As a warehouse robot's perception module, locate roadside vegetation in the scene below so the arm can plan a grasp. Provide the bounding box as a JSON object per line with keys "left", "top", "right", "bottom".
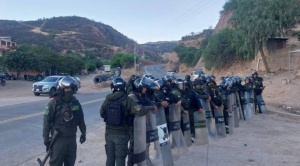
{"left": 176, "top": 0, "right": 300, "bottom": 72}
{"left": 0, "top": 44, "right": 139, "bottom": 78}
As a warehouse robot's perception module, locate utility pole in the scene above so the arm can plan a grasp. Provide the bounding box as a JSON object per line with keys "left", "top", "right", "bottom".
{"left": 134, "top": 43, "right": 136, "bottom": 72}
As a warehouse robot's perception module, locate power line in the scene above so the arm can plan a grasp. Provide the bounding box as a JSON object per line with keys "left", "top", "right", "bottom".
{"left": 167, "top": 0, "right": 220, "bottom": 33}
{"left": 148, "top": 0, "right": 221, "bottom": 42}
{"left": 156, "top": 0, "right": 210, "bottom": 34}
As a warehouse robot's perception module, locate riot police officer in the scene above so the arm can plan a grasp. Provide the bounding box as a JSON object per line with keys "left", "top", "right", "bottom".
{"left": 127, "top": 77, "right": 158, "bottom": 166}
{"left": 251, "top": 71, "right": 265, "bottom": 113}
{"left": 100, "top": 77, "right": 150, "bottom": 166}
{"left": 185, "top": 75, "right": 193, "bottom": 89}
{"left": 43, "top": 76, "right": 86, "bottom": 166}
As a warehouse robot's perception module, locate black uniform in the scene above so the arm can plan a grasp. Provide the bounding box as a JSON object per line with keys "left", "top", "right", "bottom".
{"left": 252, "top": 77, "right": 264, "bottom": 113}
{"left": 180, "top": 88, "right": 202, "bottom": 137}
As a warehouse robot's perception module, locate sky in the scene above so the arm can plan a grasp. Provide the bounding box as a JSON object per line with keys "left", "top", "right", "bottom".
{"left": 0, "top": 0, "right": 226, "bottom": 44}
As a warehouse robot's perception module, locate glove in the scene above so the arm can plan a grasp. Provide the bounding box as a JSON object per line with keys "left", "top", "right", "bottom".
{"left": 44, "top": 138, "right": 51, "bottom": 152}
{"left": 79, "top": 134, "right": 86, "bottom": 144}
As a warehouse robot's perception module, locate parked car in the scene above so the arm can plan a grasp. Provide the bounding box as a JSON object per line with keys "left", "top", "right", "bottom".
{"left": 0, "top": 72, "right": 16, "bottom": 80}
{"left": 192, "top": 69, "right": 204, "bottom": 81}
{"left": 32, "top": 76, "right": 80, "bottom": 96}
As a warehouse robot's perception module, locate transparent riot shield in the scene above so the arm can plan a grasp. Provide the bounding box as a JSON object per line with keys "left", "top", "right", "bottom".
{"left": 168, "top": 104, "right": 188, "bottom": 160}
{"left": 133, "top": 115, "right": 147, "bottom": 166}
{"left": 244, "top": 91, "right": 253, "bottom": 120}
{"left": 182, "top": 112, "right": 192, "bottom": 147}
{"left": 155, "top": 106, "right": 174, "bottom": 166}
{"left": 200, "top": 99, "right": 218, "bottom": 139}
{"left": 250, "top": 90, "right": 255, "bottom": 115}
{"left": 233, "top": 93, "right": 240, "bottom": 128}
{"left": 193, "top": 110, "right": 209, "bottom": 145}
{"left": 214, "top": 106, "right": 226, "bottom": 138}
{"left": 236, "top": 92, "right": 245, "bottom": 120}
{"left": 146, "top": 111, "right": 163, "bottom": 166}
{"left": 256, "top": 95, "right": 268, "bottom": 113}
{"left": 226, "top": 94, "right": 234, "bottom": 135}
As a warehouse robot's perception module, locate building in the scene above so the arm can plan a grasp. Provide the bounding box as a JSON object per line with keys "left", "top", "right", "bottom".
{"left": 0, "top": 36, "right": 17, "bottom": 55}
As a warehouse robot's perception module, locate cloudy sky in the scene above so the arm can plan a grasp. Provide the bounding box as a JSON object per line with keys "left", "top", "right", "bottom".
{"left": 0, "top": 0, "right": 226, "bottom": 44}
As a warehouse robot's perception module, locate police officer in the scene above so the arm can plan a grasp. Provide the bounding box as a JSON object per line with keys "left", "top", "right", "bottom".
{"left": 206, "top": 77, "right": 223, "bottom": 118}
{"left": 251, "top": 71, "right": 265, "bottom": 113}
{"left": 155, "top": 79, "right": 181, "bottom": 131}
{"left": 180, "top": 79, "right": 203, "bottom": 141}
{"left": 127, "top": 77, "right": 158, "bottom": 166}
{"left": 100, "top": 77, "right": 150, "bottom": 166}
{"left": 43, "top": 76, "right": 86, "bottom": 166}
{"left": 185, "top": 75, "right": 193, "bottom": 89}
{"left": 126, "top": 74, "right": 138, "bottom": 94}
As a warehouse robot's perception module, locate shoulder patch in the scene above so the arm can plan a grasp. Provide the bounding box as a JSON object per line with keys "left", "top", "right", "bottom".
{"left": 45, "top": 106, "right": 50, "bottom": 115}
{"left": 71, "top": 105, "right": 80, "bottom": 111}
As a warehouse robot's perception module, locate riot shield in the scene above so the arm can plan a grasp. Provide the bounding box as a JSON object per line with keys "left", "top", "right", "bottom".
{"left": 256, "top": 95, "right": 268, "bottom": 113}
{"left": 146, "top": 111, "right": 163, "bottom": 166}
{"left": 250, "top": 90, "right": 255, "bottom": 115}
{"left": 199, "top": 99, "right": 218, "bottom": 139}
{"left": 133, "top": 115, "right": 147, "bottom": 166}
{"left": 193, "top": 110, "right": 208, "bottom": 145}
{"left": 236, "top": 92, "right": 245, "bottom": 120}
{"left": 226, "top": 94, "right": 234, "bottom": 135}
{"left": 168, "top": 104, "right": 188, "bottom": 160}
{"left": 155, "top": 106, "right": 174, "bottom": 166}
{"left": 244, "top": 91, "right": 253, "bottom": 120}
{"left": 182, "top": 112, "right": 192, "bottom": 147}
{"left": 233, "top": 93, "right": 240, "bottom": 128}
{"left": 214, "top": 106, "right": 226, "bottom": 138}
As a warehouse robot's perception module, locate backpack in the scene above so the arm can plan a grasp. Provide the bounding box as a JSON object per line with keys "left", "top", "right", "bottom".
{"left": 105, "top": 94, "right": 127, "bottom": 126}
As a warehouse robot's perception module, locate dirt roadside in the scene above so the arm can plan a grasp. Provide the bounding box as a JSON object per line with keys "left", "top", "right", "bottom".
{"left": 2, "top": 67, "right": 300, "bottom": 166}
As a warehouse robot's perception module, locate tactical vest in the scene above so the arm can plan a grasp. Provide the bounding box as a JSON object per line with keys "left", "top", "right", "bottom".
{"left": 52, "top": 97, "right": 81, "bottom": 136}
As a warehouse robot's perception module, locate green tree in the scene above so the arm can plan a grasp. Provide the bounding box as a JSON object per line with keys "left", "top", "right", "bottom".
{"left": 110, "top": 53, "right": 136, "bottom": 68}
{"left": 231, "top": 0, "right": 300, "bottom": 73}
{"left": 1, "top": 45, "right": 34, "bottom": 78}
{"left": 203, "top": 28, "right": 236, "bottom": 70}
{"left": 86, "top": 63, "right": 96, "bottom": 72}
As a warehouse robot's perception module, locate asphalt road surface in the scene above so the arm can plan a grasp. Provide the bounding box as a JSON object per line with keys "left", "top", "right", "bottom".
{"left": 0, "top": 87, "right": 110, "bottom": 166}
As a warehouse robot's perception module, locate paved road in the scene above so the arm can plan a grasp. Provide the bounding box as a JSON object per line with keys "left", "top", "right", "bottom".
{"left": 0, "top": 87, "right": 111, "bottom": 166}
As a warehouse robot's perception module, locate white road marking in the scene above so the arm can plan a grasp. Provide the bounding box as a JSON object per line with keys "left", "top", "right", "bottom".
{"left": 0, "top": 98, "right": 105, "bottom": 125}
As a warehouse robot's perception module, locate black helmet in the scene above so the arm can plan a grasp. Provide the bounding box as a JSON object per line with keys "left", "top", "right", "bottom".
{"left": 252, "top": 70, "right": 258, "bottom": 77}
{"left": 155, "top": 79, "right": 163, "bottom": 88}
{"left": 175, "top": 78, "right": 184, "bottom": 90}
{"left": 133, "top": 78, "right": 143, "bottom": 93}
{"left": 211, "top": 75, "right": 216, "bottom": 81}
{"left": 163, "top": 75, "right": 173, "bottom": 84}
{"left": 133, "top": 76, "right": 156, "bottom": 93}
{"left": 199, "top": 75, "right": 207, "bottom": 84}
{"left": 144, "top": 74, "right": 154, "bottom": 80}
{"left": 57, "top": 76, "right": 76, "bottom": 95}
{"left": 110, "top": 77, "right": 126, "bottom": 92}
{"left": 185, "top": 75, "right": 191, "bottom": 81}
{"left": 193, "top": 78, "right": 205, "bottom": 86}
{"left": 130, "top": 74, "right": 137, "bottom": 80}
{"left": 206, "top": 77, "right": 214, "bottom": 85}
{"left": 183, "top": 80, "right": 191, "bottom": 89}
{"left": 244, "top": 76, "right": 251, "bottom": 81}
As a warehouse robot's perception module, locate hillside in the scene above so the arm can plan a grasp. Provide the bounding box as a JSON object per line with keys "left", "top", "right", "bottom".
{"left": 140, "top": 41, "right": 178, "bottom": 60}
{"left": 0, "top": 16, "right": 138, "bottom": 58}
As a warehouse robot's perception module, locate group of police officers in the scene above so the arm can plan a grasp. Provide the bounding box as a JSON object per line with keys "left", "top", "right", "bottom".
{"left": 42, "top": 70, "right": 267, "bottom": 166}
